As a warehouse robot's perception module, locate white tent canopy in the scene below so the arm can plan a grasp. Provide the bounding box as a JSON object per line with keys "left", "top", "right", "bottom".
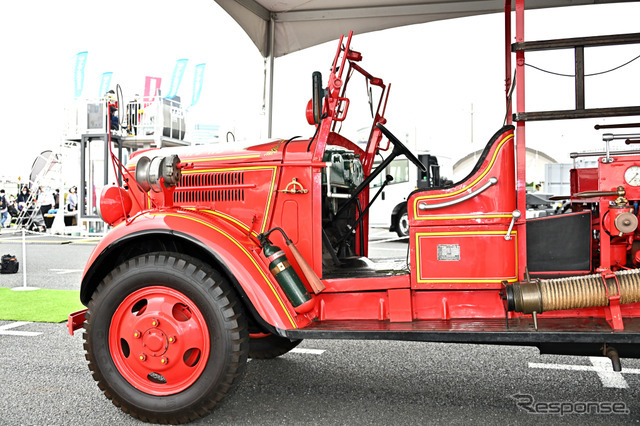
{"left": 214, "top": 0, "right": 629, "bottom": 58}
{"left": 214, "top": 0, "right": 631, "bottom": 136}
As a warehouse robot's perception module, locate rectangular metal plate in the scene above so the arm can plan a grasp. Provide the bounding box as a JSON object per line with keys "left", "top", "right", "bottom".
{"left": 437, "top": 244, "right": 460, "bottom": 261}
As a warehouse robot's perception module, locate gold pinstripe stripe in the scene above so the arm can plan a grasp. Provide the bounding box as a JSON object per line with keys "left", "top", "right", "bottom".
{"left": 417, "top": 213, "right": 513, "bottom": 220}
{"left": 415, "top": 230, "right": 518, "bottom": 284}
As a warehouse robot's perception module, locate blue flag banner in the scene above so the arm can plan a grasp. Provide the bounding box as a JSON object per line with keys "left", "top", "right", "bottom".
{"left": 191, "top": 63, "right": 206, "bottom": 107}
{"left": 98, "top": 72, "right": 113, "bottom": 97}
{"left": 166, "top": 59, "right": 188, "bottom": 99}
{"left": 73, "top": 51, "right": 88, "bottom": 98}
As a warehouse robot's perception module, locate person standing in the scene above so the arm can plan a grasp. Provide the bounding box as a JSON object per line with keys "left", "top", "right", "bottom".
{"left": 67, "top": 186, "right": 78, "bottom": 212}
{"left": 0, "top": 189, "right": 8, "bottom": 227}
{"left": 17, "top": 185, "right": 31, "bottom": 210}
{"left": 38, "top": 186, "right": 54, "bottom": 216}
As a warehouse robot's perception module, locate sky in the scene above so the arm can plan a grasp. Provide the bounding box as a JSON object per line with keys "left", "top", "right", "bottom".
{"left": 1, "top": 0, "right": 639, "bottom": 186}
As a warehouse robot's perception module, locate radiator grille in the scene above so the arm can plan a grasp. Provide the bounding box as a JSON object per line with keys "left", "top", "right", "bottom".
{"left": 174, "top": 172, "right": 245, "bottom": 204}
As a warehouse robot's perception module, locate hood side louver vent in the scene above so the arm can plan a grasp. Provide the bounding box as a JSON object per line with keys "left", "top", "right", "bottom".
{"left": 174, "top": 172, "right": 245, "bottom": 204}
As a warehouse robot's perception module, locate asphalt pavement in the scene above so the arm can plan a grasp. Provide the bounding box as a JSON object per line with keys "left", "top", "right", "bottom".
{"left": 1, "top": 230, "right": 640, "bottom": 424}
{"left": 2, "top": 321, "right": 640, "bottom": 425}
{"left": 0, "top": 232, "right": 96, "bottom": 291}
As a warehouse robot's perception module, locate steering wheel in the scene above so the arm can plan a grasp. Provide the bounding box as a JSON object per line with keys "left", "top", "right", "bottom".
{"left": 376, "top": 123, "right": 427, "bottom": 172}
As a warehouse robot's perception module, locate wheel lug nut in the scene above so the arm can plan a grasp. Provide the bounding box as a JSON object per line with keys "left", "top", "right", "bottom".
{"left": 139, "top": 353, "right": 147, "bottom": 362}
{"left": 151, "top": 318, "right": 160, "bottom": 327}
{"left": 133, "top": 330, "right": 141, "bottom": 339}
{"left": 160, "top": 357, "right": 169, "bottom": 365}
{"left": 168, "top": 336, "right": 177, "bottom": 344}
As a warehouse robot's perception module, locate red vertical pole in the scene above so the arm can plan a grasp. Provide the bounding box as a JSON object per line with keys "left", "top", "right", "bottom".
{"left": 504, "top": 0, "right": 512, "bottom": 125}
{"left": 515, "top": 0, "right": 525, "bottom": 116}
{"left": 515, "top": 0, "right": 527, "bottom": 280}
{"left": 599, "top": 201, "right": 611, "bottom": 270}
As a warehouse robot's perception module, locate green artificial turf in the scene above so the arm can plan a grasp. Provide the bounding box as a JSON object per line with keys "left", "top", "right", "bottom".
{"left": 0, "top": 288, "right": 85, "bottom": 323}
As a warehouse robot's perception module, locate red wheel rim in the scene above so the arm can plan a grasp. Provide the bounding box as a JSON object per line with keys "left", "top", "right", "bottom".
{"left": 109, "top": 286, "right": 210, "bottom": 395}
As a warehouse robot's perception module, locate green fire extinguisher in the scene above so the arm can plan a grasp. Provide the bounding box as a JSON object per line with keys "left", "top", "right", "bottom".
{"left": 258, "top": 229, "right": 315, "bottom": 314}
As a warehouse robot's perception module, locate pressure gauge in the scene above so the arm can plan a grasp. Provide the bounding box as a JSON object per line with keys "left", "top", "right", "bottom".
{"left": 624, "top": 166, "right": 640, "bottom": 186}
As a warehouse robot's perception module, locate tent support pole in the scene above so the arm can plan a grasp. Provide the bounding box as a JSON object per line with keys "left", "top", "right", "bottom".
{"left": 266, "top": 16, "right": 275, "bottom": 138}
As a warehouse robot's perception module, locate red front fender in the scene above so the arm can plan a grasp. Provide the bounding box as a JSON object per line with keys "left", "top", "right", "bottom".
{"left": 81, "top": 209, "right": 310, "bottom": 331}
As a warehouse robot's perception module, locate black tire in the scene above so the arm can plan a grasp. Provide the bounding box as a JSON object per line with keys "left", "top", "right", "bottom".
{"left": 249, "top": 333, "right": 302, "bottom": 359}
{"left": 395, "top": 206, "right": 409, "bottom": 238}
{"left": 84, "top": 252, "right": 249, "bottom": 424}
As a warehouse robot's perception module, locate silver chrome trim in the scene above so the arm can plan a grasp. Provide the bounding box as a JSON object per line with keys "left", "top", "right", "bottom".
{"left": 418, "top": 177, "right": 498, "bottom": 210}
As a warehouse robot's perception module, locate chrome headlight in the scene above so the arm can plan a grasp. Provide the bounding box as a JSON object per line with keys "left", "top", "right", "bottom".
{"left": 135, "top": 154, "right": 182, "bottom": 193}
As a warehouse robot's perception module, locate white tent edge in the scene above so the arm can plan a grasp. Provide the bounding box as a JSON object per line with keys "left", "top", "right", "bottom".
{"left": 213, "top": 0, "right": 632, "bottom": 136}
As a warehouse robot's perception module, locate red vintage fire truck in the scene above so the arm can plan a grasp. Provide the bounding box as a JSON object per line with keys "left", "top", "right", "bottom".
{"left": 68, "top": 25, "right": 640, "bottom": 424}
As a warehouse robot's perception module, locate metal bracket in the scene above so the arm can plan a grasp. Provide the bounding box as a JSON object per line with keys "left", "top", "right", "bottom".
{"left": 279, "top": 178, "right": 308, "bottom": 194}
{"left": 602, "top": 133, "right": 614, "bottom": 163}
{"left": 325, "top": 163, "right": 350, "bottom": 199}
{"left": 505, "top": 210, "right": 521, "bottom": 240}
{"left": 601, "top": 132, "right": 640, "bottom": 163}
{"left": 598, "top": 268, "right": 624, "bottom": 331}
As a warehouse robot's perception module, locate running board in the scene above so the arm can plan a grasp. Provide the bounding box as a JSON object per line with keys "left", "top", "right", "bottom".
{"left": 282, "top": 318, "right": 640, "bottom": 346}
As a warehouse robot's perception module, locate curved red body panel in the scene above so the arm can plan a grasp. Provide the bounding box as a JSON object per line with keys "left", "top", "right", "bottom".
{"left": 410, "top": 127, "right": 515, "bottom": 226}
{"left": 82, "top": 209, "right": 312, "bottom": 330}
{"left": 408, "top": 127, "right": 517, "bottom": 290}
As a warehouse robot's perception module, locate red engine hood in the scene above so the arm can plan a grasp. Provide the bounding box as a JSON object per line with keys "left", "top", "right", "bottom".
{"left": 128, "top": 139, "right": 296, "bottom": 166}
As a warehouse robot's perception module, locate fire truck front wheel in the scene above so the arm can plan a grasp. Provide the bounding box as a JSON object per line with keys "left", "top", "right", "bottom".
{"left": 83, "top": 252, "right": 249, "bottom": 424}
